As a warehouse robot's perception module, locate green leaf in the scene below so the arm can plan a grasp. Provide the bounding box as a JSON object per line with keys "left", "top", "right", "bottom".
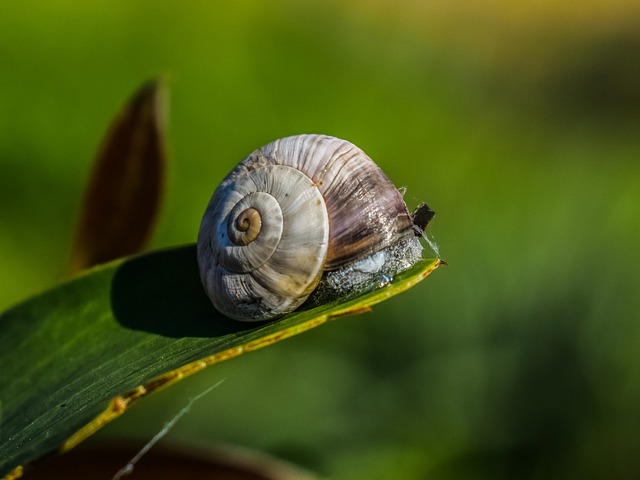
{"left": 0, "top": 245, "right": 441, "bottom": 478}
{"left": 67, "top": 79, "right": 168, "bottom": 274}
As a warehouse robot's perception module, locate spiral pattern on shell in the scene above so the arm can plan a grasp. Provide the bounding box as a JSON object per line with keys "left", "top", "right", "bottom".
{"left": 197, "top": 134, "right": 419, "bottom": 321}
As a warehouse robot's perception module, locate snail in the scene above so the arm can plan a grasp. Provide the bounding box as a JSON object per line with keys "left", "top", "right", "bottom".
{"left": 197, "top": 134, "right": 434, "bottom": 322}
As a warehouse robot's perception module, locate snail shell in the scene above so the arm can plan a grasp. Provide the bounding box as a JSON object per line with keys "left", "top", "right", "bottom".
{"left": 197, "top": 134, "right": 431, "bottom": 322}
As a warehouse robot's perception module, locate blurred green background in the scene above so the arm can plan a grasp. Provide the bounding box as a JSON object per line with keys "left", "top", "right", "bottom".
{"left": 2, "top": 1, "right": 640, "bottom": 478}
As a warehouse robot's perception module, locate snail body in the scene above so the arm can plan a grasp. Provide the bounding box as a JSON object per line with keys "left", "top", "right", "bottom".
{"left": 197, "top": 134, "right": 432, "bottom": 322}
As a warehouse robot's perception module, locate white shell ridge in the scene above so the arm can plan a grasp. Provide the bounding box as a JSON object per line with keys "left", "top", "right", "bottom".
{"left": 198, "top": 164, "right": 329, "bottom": 321}
{"left": 255, "top": 135, "right": 415, "bottom": 269}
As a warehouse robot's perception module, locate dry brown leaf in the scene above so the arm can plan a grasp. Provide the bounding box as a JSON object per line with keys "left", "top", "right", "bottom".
{"left": 68, "top": 79, "right": 168, "bottom": 273}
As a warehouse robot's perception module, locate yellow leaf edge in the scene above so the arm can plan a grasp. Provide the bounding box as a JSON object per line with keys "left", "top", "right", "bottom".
{"left": 5, "top": 257, "right": 442, "bottom": 480}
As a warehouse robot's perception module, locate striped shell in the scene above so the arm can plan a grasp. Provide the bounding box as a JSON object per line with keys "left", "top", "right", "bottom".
{"left": 197, "top": 134, "right": 419, "bottom": 322}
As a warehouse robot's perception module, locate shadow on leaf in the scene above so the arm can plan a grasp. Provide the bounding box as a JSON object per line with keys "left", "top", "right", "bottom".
{"left": 110, "top": 245, "right": 256, "bottom": 338}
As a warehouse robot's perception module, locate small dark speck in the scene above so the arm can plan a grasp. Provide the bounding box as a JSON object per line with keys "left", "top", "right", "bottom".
{"left": 411, "top": 203, "right": 435, "bottom": 232}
